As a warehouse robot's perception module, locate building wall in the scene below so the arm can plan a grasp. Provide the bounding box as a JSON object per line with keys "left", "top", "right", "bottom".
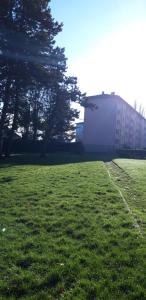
{"left": 115, "top": 97, "right": 146, "bottom": 149}
{"left": 83, "top": 94, "right": 146, "bottom": 152}
{"left": 83, "top": 94, "right": 117, "bottom": 151}
{"left": 76, "top": 122, "right": 84, "bottom": 142}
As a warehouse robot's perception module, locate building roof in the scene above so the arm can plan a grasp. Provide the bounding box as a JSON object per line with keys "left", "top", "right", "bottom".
{"left": 87, "top": 93, "right": 146, "bottom": 121}
{"left": 76, "top": 122, "right": 84, "bottom": 125}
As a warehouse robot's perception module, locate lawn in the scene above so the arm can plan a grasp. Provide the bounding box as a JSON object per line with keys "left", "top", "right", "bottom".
{"left": 111, "top": 159, "right": 146, "bottom": 236}
{"left": 0, "top": 154, "right": 146, "bottom": 299}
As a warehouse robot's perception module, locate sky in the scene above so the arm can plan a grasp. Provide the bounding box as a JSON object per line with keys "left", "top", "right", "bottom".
{"left": 51, "top": 0, "right": 146, "bottom": 120}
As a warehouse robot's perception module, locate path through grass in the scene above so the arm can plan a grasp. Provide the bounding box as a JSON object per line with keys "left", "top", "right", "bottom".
{"left": 0, "top": 154, "right": 146, "bottom": 299}
{"left": 109, "top": 159, "right": 146, "bottom": 237}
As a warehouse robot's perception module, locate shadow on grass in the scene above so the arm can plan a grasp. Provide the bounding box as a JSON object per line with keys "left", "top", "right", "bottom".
{"left": 0, "top": 152, "right": 119, "bottom": 168}
{"left": 0, "top": 175, "right": 15, "bottom": 183}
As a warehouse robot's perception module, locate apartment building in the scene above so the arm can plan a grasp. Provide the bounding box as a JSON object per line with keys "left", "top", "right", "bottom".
{"left": 76, "top": 122, "right": 84, "bottom": 142}
{"left": 76, "top": 93, "right": 146, "bottom": 152}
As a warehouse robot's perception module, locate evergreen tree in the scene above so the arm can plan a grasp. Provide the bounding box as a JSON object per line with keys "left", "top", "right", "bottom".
{"left": 0, "top": 0, "right": 85, "bottom": 157}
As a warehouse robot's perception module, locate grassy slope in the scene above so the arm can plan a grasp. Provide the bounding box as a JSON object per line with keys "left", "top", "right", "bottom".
{"left": 0, "top": 154, "right": 146, "bottom": 299}
{"left": 114, "top": 159, "right": 146, "bottom": 235}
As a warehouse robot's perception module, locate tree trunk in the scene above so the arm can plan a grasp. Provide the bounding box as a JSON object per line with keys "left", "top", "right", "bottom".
{"left": 5, "top": 93, "right": 19, "bottom": 157}
{"left": 22, "top": 125, "right": 29, "bottom": 141}
{"left": 32, "top": 92, "right": 40, "bottom": 141}
{"left": 40, "top": 136, "right": 48, "bottom": 157}
{"left": 41, "top": 125, "right": 53, "bottom": 157}
{"left": 22, "top": 104, "right": 31, "bottom": 141}
{"left": 32, "top": 109, "right": 38, "bottom": 141}
{"left": 0, "top": 77, "right": 11, "bottom": 158}
{"left": 40, "top": 127, "right": 50, "bottom": 157}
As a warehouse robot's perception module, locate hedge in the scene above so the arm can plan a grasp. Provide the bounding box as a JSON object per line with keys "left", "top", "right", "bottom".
{"left": 117, "top": 149, "right": 146, "bottom": 159}
{"left": 8, "top": 140, "right": 85, "bottom": 154}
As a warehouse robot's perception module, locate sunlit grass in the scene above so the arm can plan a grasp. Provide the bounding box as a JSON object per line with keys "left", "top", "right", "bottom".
{"left": 0, "top": 154, "right": 146, "bottom": 299}
{"left": 111, "top": 159, "right": 146, "bottom": 236}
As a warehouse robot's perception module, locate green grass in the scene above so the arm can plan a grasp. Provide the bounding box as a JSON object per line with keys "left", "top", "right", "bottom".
{"left": 112, "top": 159, "right": 146, "bottom": 236}
{"left": 0, "top": 154, "right": 146, "bottom": 299}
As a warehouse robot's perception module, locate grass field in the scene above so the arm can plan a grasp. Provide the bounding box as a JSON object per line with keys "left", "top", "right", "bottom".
{"left": 111, "top": 159, "right": 146, "bottom": 236}
{"left": 0, "top": 154, "right": 146, "bottom": 299}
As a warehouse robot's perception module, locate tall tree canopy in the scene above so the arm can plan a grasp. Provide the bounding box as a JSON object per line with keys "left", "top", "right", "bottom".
{"left": 0, "top": 0, "right": 85, "bottom": 157}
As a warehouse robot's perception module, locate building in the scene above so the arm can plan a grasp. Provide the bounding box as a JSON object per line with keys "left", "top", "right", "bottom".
{"left": 76, "top": 122, "right": 84, "bottom": 142}
{"left": 76, "top": 93, "right": 146, "bottom": 152}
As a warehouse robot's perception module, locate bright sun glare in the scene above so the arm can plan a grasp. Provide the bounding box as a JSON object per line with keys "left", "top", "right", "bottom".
{"left": 70, "top": 21, "right": 146, "bottom": 114}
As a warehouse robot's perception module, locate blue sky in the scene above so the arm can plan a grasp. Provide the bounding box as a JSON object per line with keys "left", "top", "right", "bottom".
{"left": 51, "top": 1, "right": 146, "bottom": 117}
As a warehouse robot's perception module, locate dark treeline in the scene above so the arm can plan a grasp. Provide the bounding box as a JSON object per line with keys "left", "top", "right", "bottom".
{"left": 4, "top": 139, "right": 84, "bottom": 155}
{"left": 0, "top": 0, "right": 86, "bottom": 157}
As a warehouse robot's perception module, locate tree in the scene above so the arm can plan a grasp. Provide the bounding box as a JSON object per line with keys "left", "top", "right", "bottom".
{"left": 139, "top": 104, "right": 145, "bottom": 118}
{"left": 134, "top": 101, "right": 145, "bottom": 117}
{"left": 0, "top": 0, "right": 85, "bottom": 157}
{"left": 40, "top": 76, "right": 84, "bottom": 156}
